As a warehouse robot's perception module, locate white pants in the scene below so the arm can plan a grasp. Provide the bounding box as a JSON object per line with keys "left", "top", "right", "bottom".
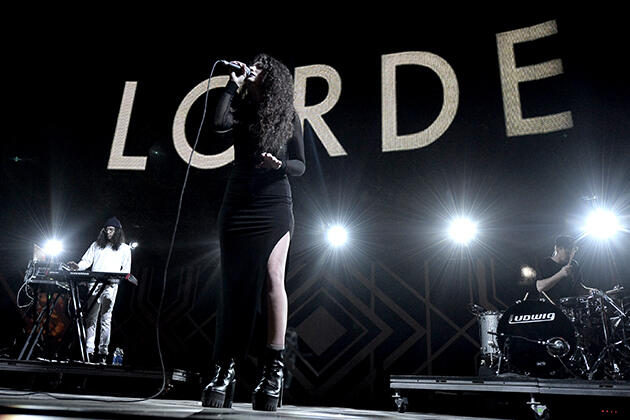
{"left": 85, "top": 284, "right": 118, "bottom": 355}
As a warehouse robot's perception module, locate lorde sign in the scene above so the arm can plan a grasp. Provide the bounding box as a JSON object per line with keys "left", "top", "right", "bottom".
{"left": 108, "top": 20, "right": 573, "bottom": 171}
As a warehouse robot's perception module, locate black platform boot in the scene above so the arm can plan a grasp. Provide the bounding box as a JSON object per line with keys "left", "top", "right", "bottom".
{"left": 252, "top": 348, "right": 284, "bottom": 411}
{"left": 201, "top": 358, "right": 236, "bottom": 408}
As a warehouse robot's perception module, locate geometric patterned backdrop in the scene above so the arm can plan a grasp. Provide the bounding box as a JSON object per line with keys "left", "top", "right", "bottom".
{"left": 95, "top": 254, "right": 518, "bottom": 408}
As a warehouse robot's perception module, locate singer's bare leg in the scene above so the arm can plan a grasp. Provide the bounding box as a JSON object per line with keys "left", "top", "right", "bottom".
{"left": 266, "top": 231, "right": 290, "bottom": 348}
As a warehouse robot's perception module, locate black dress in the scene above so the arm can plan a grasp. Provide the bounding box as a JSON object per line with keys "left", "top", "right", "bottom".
{"left": 212, "top": 81, "right": 305, "bottom": 362}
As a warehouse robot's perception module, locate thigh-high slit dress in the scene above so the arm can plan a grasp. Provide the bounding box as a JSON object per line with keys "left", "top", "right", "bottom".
{"left": 212, "top": 80, "right": 305, "bottom": 363}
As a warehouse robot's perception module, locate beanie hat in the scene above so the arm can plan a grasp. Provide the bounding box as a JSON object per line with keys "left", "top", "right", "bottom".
{"left": 104, "top": 217, "right": 122, "bottom": 229}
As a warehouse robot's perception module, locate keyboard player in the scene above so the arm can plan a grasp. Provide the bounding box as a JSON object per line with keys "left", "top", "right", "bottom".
{"left": 67, "top": 217, "right": 131, "bottom": 364}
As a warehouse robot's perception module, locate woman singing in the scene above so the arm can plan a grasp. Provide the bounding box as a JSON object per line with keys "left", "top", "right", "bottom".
{"left": 201, "top": 54, "right": 305, "bottom": 411}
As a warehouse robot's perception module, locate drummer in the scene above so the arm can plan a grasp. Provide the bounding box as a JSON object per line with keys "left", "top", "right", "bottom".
{"left": 534, "top": 235, "right": 581, "bottom": 303}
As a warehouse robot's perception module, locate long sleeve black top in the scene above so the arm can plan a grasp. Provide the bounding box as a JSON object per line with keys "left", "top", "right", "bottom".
{"left": 213, "top": 81, "right": 305, "bottom": 177}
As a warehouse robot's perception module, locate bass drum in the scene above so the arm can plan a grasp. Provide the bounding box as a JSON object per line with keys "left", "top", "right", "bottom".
{"left": 497, "top": 300, "right": 576, "bottom": 378}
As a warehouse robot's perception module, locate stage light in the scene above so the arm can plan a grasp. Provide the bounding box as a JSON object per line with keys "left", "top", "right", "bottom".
{"left": 448, "top": 218, "right": 478, "bottom": 245}
{"left": 585, "top": 209, "right": 620, "bottom": 239}
{"left": 43, "top": 239, "right": 63, "bottom": 257}
{"left": 327, "top": 225, "right": 348, "bottom": 247}
{"left": 521, "top": 265, "right": 536, "bottom": 280}
{"left": 130, "top": 241, "right": 139, "bottom": 250}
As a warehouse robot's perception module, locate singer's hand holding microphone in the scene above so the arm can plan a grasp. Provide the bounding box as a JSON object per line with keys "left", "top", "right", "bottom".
{"left": 219, "top": 60, "right": 251, "bottom": 87}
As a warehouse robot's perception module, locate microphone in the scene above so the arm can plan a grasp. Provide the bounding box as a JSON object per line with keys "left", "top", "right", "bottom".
{"left": 218, "top": 60, "right": 251, "bottom": 76}
{"left": 545, "top": 337, "right": 569, "bottom": 357}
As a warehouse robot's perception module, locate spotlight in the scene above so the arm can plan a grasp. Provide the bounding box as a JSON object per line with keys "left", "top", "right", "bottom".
{"left": 43, "top": 239, "right": 63, "bottom": 257}
{"left": 585, "top": 209, "right": 620, "bottom": 239}
{"left": 130, "top": 241, "right": 139, "bottom": 250}
{"left": 326, "top": 225, "right": 348, "bottom": 247}
{"left": 448, "top": 218, "right": 478, "bottom": 245}
{"left": 521, "top": 265, "right": 537, "bottom": 280}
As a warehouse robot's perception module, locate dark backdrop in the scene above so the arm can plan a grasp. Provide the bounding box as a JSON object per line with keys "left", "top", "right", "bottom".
{"left": 2, "top": 7, "right": 629, "bottom": 408}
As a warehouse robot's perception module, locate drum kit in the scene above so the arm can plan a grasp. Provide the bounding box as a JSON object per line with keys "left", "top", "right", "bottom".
{"left": 472, "top": 285, "right": 630, "bottom": 380}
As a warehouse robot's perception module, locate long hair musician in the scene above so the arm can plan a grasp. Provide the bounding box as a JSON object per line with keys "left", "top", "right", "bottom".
{"left": 67, "top": 217, "right": 131, "bottom": 364}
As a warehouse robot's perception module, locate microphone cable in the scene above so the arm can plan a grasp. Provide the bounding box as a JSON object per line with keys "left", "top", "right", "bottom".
{"left": 148, "top": 59, "right": 222, "bottom": 400}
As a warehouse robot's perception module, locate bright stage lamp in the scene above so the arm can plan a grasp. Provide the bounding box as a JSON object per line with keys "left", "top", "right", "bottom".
{"left": 130, "top": 241, "right": 139, "bottom": 250}
{"left": 43, "top": 239, "right": 63, "bottom": 257}
{"left": 585, "top": 209, "right": 620, "bottom": 239}
{"left": 327, "top": 225, "right": 348, "bottom": 247}
{"left": 448, "top": 218, "right": 478, "bottom": 245}
{"left": 521, "top": 266, "right": 537, "bottom": 280}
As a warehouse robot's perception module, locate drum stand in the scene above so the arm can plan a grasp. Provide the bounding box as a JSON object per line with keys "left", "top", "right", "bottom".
{"left": 568, "top": 344, "right": 591, "bottom": 377}
{"left": 585, "top": 288, "right": 629, "bottom": 380}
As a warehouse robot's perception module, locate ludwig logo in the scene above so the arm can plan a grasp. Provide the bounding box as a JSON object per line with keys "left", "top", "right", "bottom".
{"left": 508, "top": 312, "right": 555, "bottom": 324}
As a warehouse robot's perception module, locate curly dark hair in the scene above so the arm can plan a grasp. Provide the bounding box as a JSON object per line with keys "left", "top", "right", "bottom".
{"left": 243, "top": 53, "right": 295, "bottom": 155}
{"left": 96, "top": 227, "right": 126, "bottom": 251}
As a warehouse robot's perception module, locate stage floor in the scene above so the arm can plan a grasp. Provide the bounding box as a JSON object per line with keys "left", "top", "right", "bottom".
{"left": 0, "top": 389, "right": 506, "bottom": 420}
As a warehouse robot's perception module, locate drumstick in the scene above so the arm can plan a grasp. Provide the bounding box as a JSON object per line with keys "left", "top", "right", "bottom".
{"left": 541, "top": 290, "right": 555, "bottom": 305}
{"left": 540, "top": 248, "right": 577, "bottom": 306}
{"left": 568, "top": 246, "right": 578, "bottom": 266}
